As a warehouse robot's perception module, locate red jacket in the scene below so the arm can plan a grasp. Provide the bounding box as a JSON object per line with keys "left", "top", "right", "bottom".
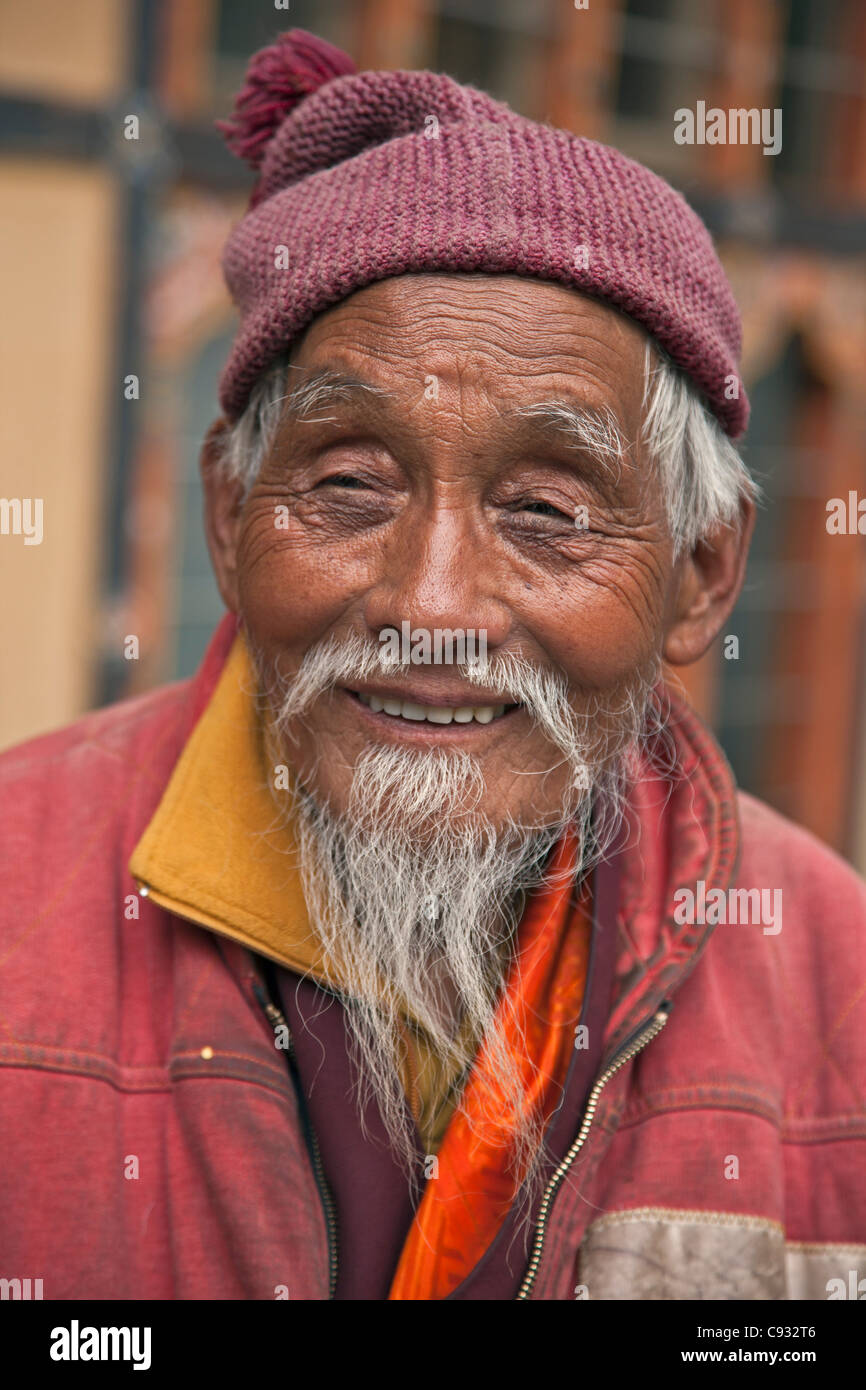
{"left": 1, "top": 614, "right": 865, "bottom": 1300}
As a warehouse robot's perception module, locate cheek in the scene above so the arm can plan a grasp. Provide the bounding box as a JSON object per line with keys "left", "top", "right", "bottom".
{"left": 235, "top": 514, "right": 358, "bottom": 652}
{"left": 526, "top": 557, "right": 667, "bottom": 692}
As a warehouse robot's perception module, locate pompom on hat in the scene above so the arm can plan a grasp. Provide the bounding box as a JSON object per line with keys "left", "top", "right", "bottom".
{"left": 216, "top": 28, "right": 749, "bottom": 437}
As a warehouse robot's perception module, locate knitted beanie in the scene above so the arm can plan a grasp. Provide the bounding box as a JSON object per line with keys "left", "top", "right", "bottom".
{"left": 216, "top": 28, "right": 749, "bottom": 437}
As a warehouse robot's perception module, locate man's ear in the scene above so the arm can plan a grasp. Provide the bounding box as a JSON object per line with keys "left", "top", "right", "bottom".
{"left": 200, "top": 417, "right": 244, "bottom": 613}
{"left": 663, "top": 497, "right": 756, "bottom": 666}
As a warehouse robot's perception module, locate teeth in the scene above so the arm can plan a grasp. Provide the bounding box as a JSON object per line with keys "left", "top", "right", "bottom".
{"left": 356, "top": 693, "right": 510, "bottom": 725}
{"left": 400, "top": 702, "right": 426, "bottom": 721}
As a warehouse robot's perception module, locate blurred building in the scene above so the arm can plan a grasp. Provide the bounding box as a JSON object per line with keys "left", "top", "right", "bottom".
{"left": 1, "top": 0, "right": 865, "bottom": 868}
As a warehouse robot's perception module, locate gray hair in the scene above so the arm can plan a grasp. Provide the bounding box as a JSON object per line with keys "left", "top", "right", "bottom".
{"left": 214, "top": 339, "right": 757, "bottom": 555}
{"left": 640, "top": 341, "right": 757, "bottom": 552}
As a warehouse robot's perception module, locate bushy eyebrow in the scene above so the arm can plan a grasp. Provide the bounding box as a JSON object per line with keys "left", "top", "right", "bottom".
{"left": 510, "top": 400, "right": 629, "bottom": 481}
{"left": 270, "top": 367, "right": 389, "bottom": 426}
{"left": 269, "top": 370, "right": 629, "bottom": 486}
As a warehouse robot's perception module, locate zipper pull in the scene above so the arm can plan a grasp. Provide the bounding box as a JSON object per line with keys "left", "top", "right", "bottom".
{"left": 252, "top": 978, "right": 295, "bottom": 1058}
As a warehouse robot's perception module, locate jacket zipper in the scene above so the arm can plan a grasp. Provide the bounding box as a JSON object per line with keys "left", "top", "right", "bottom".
{"left": 253, "top": 981, "right": 340, "bottom": 1300}
{"left": 515, "top": 1000, "right": 672, "bottom": 1301}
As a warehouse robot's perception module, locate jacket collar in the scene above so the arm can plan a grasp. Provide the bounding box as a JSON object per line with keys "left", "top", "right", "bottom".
{"left": 603, "top": 690, "right": 741, "bottom": 1056}
{"left": 130, "top": 619, "right": 329, "bottom": 985}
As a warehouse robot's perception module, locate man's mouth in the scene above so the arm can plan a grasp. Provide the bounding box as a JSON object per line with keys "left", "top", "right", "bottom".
{"left": 345, "top": 687, "right": 520, "bottom": 727}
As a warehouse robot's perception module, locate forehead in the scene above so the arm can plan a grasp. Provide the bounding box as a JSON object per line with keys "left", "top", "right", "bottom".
{"left": 290, "top": 273, "right": 649, "bottom": 428}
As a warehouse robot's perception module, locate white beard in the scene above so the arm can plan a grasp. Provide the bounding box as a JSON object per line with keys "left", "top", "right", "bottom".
{"left": 252, "top": 633, "right": 660, "bottom": 1203}
{"left": 290, "top": 745, "right": 565, "bottom": 1190}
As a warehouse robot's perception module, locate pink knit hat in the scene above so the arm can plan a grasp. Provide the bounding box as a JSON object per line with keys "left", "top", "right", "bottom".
{"left": 217, "top": 29, "right": 749, "bottom": 437}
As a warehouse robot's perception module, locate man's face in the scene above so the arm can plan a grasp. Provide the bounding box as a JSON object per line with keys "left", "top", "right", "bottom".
{"left": 228, "top": 274, "right": 675, "bottom": 828}
{"left": 202, "top": 272, "right": 751, "bottom": 1168}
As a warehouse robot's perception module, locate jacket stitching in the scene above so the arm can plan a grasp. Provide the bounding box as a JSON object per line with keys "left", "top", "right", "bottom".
{"left": 0, "top": 1043, "right": 290, "bottom": 1089}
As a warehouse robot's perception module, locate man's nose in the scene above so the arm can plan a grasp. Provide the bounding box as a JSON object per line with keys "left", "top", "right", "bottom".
{"left": 361, "top": 504, "right": 512, "bottom": 650}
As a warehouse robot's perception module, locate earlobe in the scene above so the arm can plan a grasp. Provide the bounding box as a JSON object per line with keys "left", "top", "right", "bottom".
{"left": 200, "top": 417, "right": 244, "bottom": 613}
{"left": 663, "top": 498, "right": 756, "bottom": 667}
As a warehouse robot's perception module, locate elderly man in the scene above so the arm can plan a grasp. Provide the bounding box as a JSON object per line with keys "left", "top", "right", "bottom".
{"left": 2, "top": 30, "right": 865, "bottom": 1303}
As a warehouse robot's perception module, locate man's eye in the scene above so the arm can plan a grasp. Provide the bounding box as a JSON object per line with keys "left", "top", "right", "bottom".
{"left": 519, "top": 499, "right": 571, "bottom": 520}
{"left": 318, "top": 473, "right": 368, "bottom": 489}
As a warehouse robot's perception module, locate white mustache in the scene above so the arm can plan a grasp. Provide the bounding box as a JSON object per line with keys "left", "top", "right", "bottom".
{"left": 276, "top": 632, "right": 537, "bottom": 717}
{"left": 269, "top": 632, "right": 615, "bottom": 798}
